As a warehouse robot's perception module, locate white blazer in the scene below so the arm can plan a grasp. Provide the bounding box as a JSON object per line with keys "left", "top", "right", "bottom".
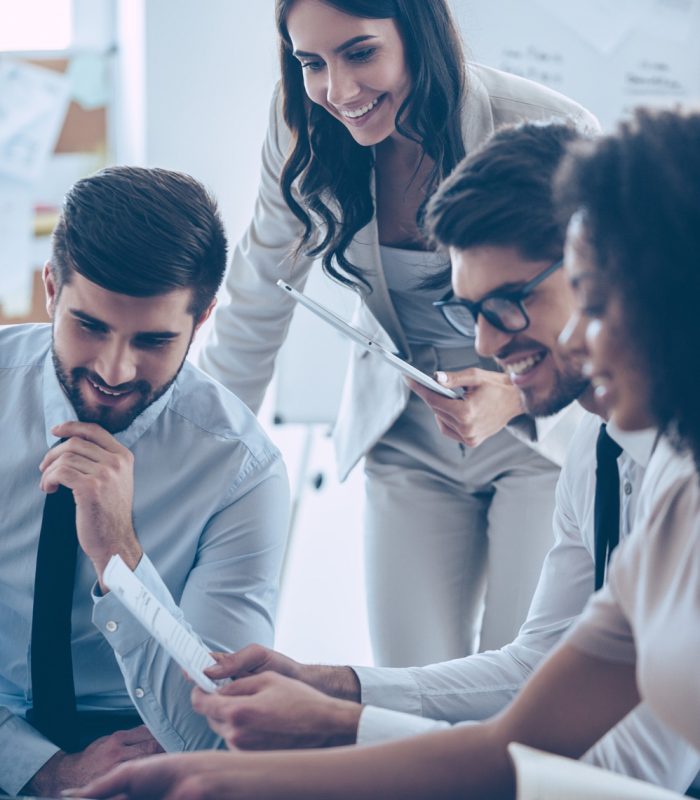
{"left": 200, "top": 64, "right": 599, "bottom": 480}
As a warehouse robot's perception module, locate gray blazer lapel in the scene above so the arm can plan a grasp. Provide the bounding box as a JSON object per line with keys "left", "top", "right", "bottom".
{"left": 461, "top": 64, "right": 496, "bottom": 153}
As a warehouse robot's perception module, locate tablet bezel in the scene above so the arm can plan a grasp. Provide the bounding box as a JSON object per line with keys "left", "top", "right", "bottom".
{"left": 277, "top": 280, "right": 464, "bottom": 400}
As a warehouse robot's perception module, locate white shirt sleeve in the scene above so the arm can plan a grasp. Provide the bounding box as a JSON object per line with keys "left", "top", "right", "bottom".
{"left": 357, "top": 705, "right": 452, "bottom": 743}
{"left": 354, "top": 458, "right": 591, "bottom": 736}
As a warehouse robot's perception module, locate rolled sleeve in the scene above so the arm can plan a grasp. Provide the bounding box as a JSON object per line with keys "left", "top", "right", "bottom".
{"left": 94, "top": 454, "right": 290, "bottom": 753}
{"left": 92, "top": 556, "right": 173, "bottom": 656}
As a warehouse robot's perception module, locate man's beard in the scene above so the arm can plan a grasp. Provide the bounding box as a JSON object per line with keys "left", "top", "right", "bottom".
{"left": 51, "top": 346, "right": 184, "bottom": 434}
{"left": 523, "top": 366, "right": 589, "bottom": 418}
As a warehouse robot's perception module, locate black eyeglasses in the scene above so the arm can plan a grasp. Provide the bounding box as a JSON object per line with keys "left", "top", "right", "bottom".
{"left": 433, "top": 258, "right": 563, "bottom": 338}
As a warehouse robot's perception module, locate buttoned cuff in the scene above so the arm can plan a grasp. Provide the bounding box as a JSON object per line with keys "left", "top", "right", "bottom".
{"left": 0, "top": 712, "right": 60, "bottom": 796}
{"left": 92, "top": 554, "right": 178, "bottom": 656}
{"left": 357, "top": 705, "right": 451, "bottom": 745}
{"left": 352, "top": 665, "right": 422, "bottom": 716}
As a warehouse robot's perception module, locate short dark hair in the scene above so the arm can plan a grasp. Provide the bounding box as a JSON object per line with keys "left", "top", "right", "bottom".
{"left": 51, "top": 166, "right": 228, "bottom": 319}
{"left": 425, "top": 121, "right": 584, "bottom": 288}
{"left": 555, "top": 108, "right": 700, "bottom": 469}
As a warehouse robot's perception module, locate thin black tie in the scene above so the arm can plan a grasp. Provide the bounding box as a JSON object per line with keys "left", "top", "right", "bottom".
{"left": 594, "top": 423, "right": 623, "bottom": 591}
{"left": 29, "top": 482, "right": 80, "bottom": 752}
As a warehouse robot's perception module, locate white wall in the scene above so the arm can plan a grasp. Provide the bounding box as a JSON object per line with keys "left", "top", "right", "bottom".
{"left": 116, "top": 0, "right": 278, "bottom": 244}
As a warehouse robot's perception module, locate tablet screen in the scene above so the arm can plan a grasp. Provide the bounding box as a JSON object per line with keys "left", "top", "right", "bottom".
{"left": 277, "top": 280, "right": 463, "bottom": 400}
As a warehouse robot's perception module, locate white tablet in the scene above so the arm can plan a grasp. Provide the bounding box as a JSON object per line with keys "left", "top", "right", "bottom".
{"left": 277, "top": 280, "right": 464, "bottom": 400}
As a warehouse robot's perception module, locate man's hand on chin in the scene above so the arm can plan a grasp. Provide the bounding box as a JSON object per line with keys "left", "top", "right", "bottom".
{"left": 39, "top": 421, "right": 143, "bottom": 590}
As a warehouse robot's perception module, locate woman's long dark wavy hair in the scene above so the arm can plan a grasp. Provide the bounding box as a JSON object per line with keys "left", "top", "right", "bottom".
{"left": 555, "top": 109, "right": 700, "bottom": 470}
{"left": 275, "top": 0, "right": 467, "bottom": 290}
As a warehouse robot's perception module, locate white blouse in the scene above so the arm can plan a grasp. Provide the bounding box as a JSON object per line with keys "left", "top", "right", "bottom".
{"left": 567, "top": 436, "right": 700, "bottom": 752}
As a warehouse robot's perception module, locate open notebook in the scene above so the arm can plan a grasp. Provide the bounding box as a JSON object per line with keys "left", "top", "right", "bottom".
{"left": 509, "top": 743, "right": 685, "bottom": 800}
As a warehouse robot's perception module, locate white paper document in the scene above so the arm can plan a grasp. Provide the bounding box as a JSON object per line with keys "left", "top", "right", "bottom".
{"left": 103, "top": 554, "right": 222, "bottom": 693}
{"left": 0, "top": 59, "right": 70, "bottom": 183}
{"left": 509, "top": 743, "right": 685, "bottom": 800}
{"left": 0, "top": 178, "right": 33, "bottom": 317}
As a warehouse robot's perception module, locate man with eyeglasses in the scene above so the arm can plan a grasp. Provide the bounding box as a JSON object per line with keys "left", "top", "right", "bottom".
{"left": 434, "top": 257, "right": 563, "bottom": 337}
{"left": 423, "top": 255, "right": 581, "bottom": 432}
{"left": 158, "top": 122, "right": 700, "bottom": 793}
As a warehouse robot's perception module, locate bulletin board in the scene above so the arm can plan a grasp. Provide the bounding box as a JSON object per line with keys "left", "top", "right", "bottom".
{"left": 0, "top": 54, "right": 109, "bottom": 325}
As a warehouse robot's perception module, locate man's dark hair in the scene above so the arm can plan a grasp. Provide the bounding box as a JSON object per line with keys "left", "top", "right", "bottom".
{"left": 555, "top": 108, "right": 700, "bottom": 470}
{"left": 424, "top": 121, "right": 584, "bottom": 288}
{"left": 51, "top": 166, "right": 228, "bottom": 319}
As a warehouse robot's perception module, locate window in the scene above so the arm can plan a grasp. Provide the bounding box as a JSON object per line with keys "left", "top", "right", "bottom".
{"left": 0, "top": 0, "right": 72, "bottom": 51}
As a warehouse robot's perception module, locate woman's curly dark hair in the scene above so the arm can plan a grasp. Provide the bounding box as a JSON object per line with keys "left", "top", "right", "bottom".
{"left": 555, "top": 108, "right": 700, "bottom": 469}
{"left": 275, "top": 0, "right": 467, "bottom": 291}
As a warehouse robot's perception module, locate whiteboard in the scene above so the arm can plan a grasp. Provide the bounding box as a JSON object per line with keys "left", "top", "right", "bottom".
{"left": 455, "top": 0, "right": 700, "bottom": 131}
{"left": 273, "top": 0, "right": 700, "bottom": 425}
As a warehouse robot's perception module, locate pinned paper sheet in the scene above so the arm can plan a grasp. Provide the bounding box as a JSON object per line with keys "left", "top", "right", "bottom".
{"left": 0, "top": 59, "right": 70, "bottom": 183}
{"left": 67, "top": 52, "right": 111, "bottom": 110}
{"left": 0, "top": 179, "right": 33, "bottom": 317}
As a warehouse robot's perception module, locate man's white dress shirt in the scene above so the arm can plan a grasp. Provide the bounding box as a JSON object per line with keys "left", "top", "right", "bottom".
{"left": 352, "top": 411, "right": 700, "bottom": 792}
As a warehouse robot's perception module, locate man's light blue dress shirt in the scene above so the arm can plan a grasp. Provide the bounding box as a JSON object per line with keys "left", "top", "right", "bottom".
{"left": 0, "top": 324, "right": 290, "bottom": 794}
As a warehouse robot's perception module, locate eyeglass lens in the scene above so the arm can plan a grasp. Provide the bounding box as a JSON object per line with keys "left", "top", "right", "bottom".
{"left": 481, "top": 296, "right": 528, "bottom": 331}
{"left": 443, "top": 297, "right": 528, "bottom": 335}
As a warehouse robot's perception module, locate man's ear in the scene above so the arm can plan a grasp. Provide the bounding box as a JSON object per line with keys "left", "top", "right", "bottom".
{"left": 193, "top": 297, "right": 217, "bottom": 336}
{"left": 43, "top": 262, "right": 58, "bottom": 319}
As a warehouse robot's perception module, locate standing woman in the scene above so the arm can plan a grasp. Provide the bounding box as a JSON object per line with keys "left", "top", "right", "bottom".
{"left": 201, "top": 0, "right": 598, "bottom": 666}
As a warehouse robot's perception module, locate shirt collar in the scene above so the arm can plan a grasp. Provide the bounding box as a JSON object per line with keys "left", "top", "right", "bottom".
{"left": 606, "top": 419, "right": 658, "bottom": 468}
{"left": 42, "top": 349, "right": 176, "bottom": 450}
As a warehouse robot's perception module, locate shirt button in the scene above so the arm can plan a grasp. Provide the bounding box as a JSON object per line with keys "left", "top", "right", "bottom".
{"left": 624, "top": 482, "right": 633, "bottom": 496}
{"left": 134, "top": 687, "right": 145, "bottom": 699}
{"left": 105, "top": 620, "right": 118, "bottom": 633}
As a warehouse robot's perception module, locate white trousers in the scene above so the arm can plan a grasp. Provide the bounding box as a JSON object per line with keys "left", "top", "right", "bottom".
{"left": 364, "top": 389, "right": 559, "bottom": 667}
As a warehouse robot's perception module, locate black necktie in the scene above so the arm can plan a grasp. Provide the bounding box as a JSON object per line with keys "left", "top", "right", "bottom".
{"left": 28, "top": 483, "right": 80, "bottom": 752}
{"left": 594, "top": 423, "right": 623, "bottom": 591}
